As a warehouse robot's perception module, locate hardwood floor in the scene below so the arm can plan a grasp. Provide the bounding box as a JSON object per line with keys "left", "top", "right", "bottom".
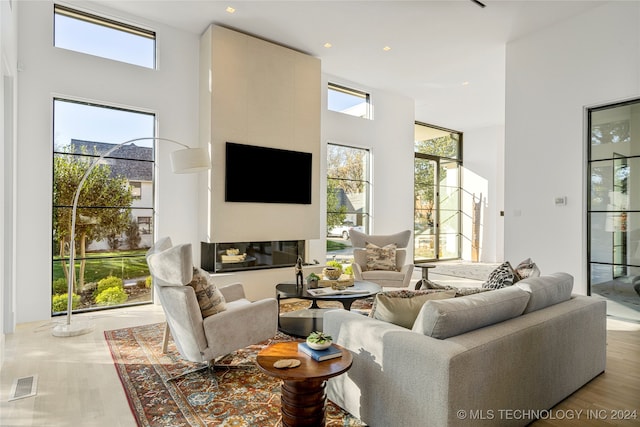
{"left": 0, "top": 305, "right": 638, "bottom": 426}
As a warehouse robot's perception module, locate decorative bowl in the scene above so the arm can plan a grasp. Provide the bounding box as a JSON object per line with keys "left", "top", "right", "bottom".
{"left": 306, "top": 339, "right": 332, "bottom": 350}
{"left": 323, "top": 267, "right": 342, "bottom": 280}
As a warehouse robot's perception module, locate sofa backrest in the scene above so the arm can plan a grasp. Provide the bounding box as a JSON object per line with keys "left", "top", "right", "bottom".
{"left": 412, "top": 286, "right": 530, "bottom": 339}
{"left": 412, "top": 272, "right": 575, "bottom": 339}
{"left": 515, "top": 272, "right": 573, "bottom": 313}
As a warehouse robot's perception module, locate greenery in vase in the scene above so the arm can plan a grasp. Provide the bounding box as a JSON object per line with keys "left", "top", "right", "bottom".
{"left": 307, "top": 331, "right": 332, "bottom": 344}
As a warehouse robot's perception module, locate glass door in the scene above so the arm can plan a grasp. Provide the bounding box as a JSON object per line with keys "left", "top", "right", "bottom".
{"left": 414, "top": 155, "right": 461, "bottom": 262}
{"left": 588, "top": 99, "right": 640, "bottom": 323}
{"left": 414, "top": 122, "right": 462, "bottom": 263}
{"left": 414, "top": 156, "right": 438, "bottom": 260}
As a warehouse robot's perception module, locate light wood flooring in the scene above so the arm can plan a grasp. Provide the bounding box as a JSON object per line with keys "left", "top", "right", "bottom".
{"left": 0, "top": 303, "right": 639, "bottom": 426}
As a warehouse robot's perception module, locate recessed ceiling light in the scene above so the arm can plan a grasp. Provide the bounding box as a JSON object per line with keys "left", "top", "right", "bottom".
{"left": 462, "top": 81, "right": 470, "bottom": 86}
{"left": 226, "top": 6, "right": 236, "bottom": 14}
{"left": 383, "top": 46, "right": 392, "bottom": 51}
{"left": 324, "top": 42, "right": 332, "bottom": 48}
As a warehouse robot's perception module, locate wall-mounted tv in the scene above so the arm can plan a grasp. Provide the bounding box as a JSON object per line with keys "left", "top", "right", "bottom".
{"left": 225, "top": 142, "right": 312, "bottom": 204}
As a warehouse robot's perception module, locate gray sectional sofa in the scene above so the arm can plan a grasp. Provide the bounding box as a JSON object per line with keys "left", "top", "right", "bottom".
{"left": 323, "top": 273, "right": 606, "bottom": 427}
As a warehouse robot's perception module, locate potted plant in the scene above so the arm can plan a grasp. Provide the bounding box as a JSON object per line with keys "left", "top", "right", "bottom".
{"left": 307, "top": 331, "right": 333, "bottom": 350}
{"left": 306, "top": 272, "right": 320, "bottom": 288}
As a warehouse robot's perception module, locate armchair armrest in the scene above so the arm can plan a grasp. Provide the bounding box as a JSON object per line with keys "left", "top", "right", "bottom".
{"left": 202, "top": 297, "right": 278, "bottom": 359}
{"left": 218, "top": 282, "right": 246, "bottom": 302}
{"left": 400, "top": 264, "right": 414, "bottom": 287}
{"left": 351, "top": 262, "right": 364, "bottom": 280}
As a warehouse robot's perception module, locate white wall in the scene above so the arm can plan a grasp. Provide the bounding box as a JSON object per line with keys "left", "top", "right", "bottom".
{"left": 463, "top": 125, "right": 505, "bottom": 263}
{"left": 15, "top": 1, "right": 202, "bottom": 323}
{"left": 1, "top": 0, "right": 19, "bottom": 363}
{"left": 505, "top": 2, "right": 640, "bottom": 294}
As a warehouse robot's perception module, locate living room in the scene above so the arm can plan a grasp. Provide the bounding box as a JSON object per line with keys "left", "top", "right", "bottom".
{"left": 1, "top": 1, "right": 640, "bottom": 426}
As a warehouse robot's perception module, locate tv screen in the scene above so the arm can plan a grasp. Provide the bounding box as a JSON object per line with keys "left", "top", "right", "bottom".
{"left": 225, "top": 142, "right": 312, "bottom": 204}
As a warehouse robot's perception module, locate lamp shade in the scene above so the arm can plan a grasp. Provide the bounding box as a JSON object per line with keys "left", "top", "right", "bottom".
{"left": 170, "top": 147, "right": 211, "bottom": 173}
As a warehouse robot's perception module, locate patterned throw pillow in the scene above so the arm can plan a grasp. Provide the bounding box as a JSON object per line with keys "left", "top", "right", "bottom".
{"left": 482, "top": 261, "right": 519, "bottom": 289}
{"left": 187, "top": 267, "right": 226, "bottom": 318}
{"left": 369, "top": 289, "right": 456, "bottom": 328}
{"left": 514, "top": 258, "right": 541, "bottom": 280}
{"left": 365, "top": 242, "right": 398, "bottom": 271}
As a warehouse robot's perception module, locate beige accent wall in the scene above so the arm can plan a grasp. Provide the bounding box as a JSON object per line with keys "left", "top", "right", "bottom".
{"left": 200, "top": 25, "right": 321, "bottom": 244}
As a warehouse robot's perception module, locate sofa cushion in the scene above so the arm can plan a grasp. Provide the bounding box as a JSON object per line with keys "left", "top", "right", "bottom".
{"left": 482, "top": 261, "right": 519, "bottom": 289}
{"left": 412, "top": 286, "right": 530, "bottom": 339}
{"left": 370, "top": 289, "right": 456, "bottom": 329}
{"left": 516, "top": 272, "right": 573, "bottom": 313}
{"left": 365, "top": 242, "right": 398, "bottom": 271}
{"left": 187, "top": 267, "right": 227, "bottom": 318}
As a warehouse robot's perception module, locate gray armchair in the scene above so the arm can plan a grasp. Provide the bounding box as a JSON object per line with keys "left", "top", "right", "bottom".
{"left": 146, "top": 237, "right": 278, "bottom": 377}
{"left": 349, "top": 229, "right": 414, "bottom": 288}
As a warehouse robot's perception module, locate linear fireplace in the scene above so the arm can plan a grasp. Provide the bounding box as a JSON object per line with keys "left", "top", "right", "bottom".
{"left": 201, "top": 240, "right": 305, "bottom": 273}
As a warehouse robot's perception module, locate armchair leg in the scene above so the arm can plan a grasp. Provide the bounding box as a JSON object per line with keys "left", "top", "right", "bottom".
{"left": 168, "top": 360, "right": 217, "bottom": 386}
{"left": 162, "top": 322, "right": 170, "bottom": 353}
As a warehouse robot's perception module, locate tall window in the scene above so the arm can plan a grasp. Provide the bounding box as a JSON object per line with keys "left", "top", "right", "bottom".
{"left": 54, "top": 4, "right": 156, "bottom": 69}
{"left": 326, "top": 143, "right": 371, "bottom": 262}
{"left": 52, "top": 99, "right": 155, "bottom": 315}
{"left": 588, "top": 99, "right": 640, "bottom": 323}
{"left": 414, "top": 122, "right": 462, "bottom": 262}
{"left": 327, "top": 83, "right": 371, "bottom": 119}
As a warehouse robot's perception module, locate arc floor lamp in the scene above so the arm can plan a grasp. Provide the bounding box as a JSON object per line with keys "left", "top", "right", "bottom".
{"left": 52, "top": 137, "right": 210, "bottom": 337}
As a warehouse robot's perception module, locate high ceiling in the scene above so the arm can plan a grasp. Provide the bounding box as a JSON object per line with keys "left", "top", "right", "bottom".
{"left": 79, "top": 0, "right": 605, "bottom": 132}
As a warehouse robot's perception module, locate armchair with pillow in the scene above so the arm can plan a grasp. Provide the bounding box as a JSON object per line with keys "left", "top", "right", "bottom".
{"left": 349, "top": 229, "right": 414, "bottom": 288}
{"left": 146, "top": 237, "right": 278, "bottom": 377}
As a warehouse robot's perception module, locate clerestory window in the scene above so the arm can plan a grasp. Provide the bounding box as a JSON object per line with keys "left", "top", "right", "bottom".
{"left": 54, "top": 4, "right": 156, "bottom": 69}
{"left": 328, "top": 83, "right": 371, "bottom": 119}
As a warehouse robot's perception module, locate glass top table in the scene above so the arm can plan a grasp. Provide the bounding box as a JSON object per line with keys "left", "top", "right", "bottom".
{"left": 276, "top": 280, "right": 380, "bottom": 337}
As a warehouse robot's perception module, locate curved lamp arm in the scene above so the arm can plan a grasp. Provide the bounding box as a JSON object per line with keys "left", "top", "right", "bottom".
{"left": 53, "top": 137, "right": 210, "bottom": 337}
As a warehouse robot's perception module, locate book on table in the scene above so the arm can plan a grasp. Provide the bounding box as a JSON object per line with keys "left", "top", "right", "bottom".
{"left": 297, "top": 342, "right": 343, "bottom": 361}
{"left": 306, "top": 288, "right": 364, "bottom": 297}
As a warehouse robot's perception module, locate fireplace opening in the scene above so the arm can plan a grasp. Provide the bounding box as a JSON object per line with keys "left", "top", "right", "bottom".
{"left": 201, "top": 240, "right": 305, "bottom": 273}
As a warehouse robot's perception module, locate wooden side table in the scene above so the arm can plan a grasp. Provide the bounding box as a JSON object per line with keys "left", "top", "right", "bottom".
{"left": 255, "top": 341, "right": 353, "bottom": 427}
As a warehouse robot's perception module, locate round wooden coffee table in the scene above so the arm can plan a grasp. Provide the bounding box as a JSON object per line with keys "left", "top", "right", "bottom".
{"left": 255, "top": 341, "right": 353, "bottom": 427}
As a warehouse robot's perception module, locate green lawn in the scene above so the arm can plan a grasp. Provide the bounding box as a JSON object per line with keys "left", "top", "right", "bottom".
{"left": 53, "top": 249, "right": 150, "bottom": 284}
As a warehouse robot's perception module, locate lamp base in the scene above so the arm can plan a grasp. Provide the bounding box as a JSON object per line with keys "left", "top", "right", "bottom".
{"left": 52, "top": 320, "right": 95, "bottom": 337}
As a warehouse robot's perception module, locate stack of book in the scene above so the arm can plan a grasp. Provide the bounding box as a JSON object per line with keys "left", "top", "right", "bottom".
{"left": 297, "top": 342, "right": 343, "bottom": 361}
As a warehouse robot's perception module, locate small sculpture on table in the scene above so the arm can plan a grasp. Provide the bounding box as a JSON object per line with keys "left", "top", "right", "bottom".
{"left": 295, "top": 256, "right": 304, "bottom": 288}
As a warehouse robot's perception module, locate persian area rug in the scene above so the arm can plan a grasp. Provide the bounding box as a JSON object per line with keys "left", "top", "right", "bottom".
{"left": 105, "top": 302, "right": 366, "bottom": 427}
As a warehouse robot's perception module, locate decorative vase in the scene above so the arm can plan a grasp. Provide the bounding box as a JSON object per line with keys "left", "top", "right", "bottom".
{"left": 323, "top": 267, "right": 342, "bottom": 280}
{"left": 306, "top": 339, "right": 332, "bottom": 350}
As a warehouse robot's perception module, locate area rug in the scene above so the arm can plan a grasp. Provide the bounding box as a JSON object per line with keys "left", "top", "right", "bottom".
{"left": 105, "top": 302, "right": 367, "bottom": 427}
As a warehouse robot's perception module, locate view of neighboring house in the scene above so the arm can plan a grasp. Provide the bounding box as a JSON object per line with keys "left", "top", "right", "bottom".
{"left": 69, "top": 139, "right": 154, "bottom": 251}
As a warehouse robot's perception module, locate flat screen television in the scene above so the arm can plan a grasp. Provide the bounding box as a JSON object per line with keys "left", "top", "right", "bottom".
{"left": 225, "top": 142, "right": 312, "bottom": 204}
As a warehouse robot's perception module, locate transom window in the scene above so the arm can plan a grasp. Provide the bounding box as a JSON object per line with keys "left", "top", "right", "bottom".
{"left": 54, "top": 4, "right": 156, "bottom": 69}
{"left": 328, "top": 83, "right": 371, "bottom": 119}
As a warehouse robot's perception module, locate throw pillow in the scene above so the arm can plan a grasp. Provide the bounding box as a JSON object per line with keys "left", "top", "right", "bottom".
{"left": 187, "top": 267, "right": 226, "bottom": 318}
{"left": 514, "top": 258, "right": 541, "bottom": 280}
{"left": 369, "top": 289, "right": 456, "bottom": 329}
{"left": 365, "top": 242, "right": 398, "bottom": 271}
{"left": 482, "top": 261, "right": 519, "bottom": 289}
